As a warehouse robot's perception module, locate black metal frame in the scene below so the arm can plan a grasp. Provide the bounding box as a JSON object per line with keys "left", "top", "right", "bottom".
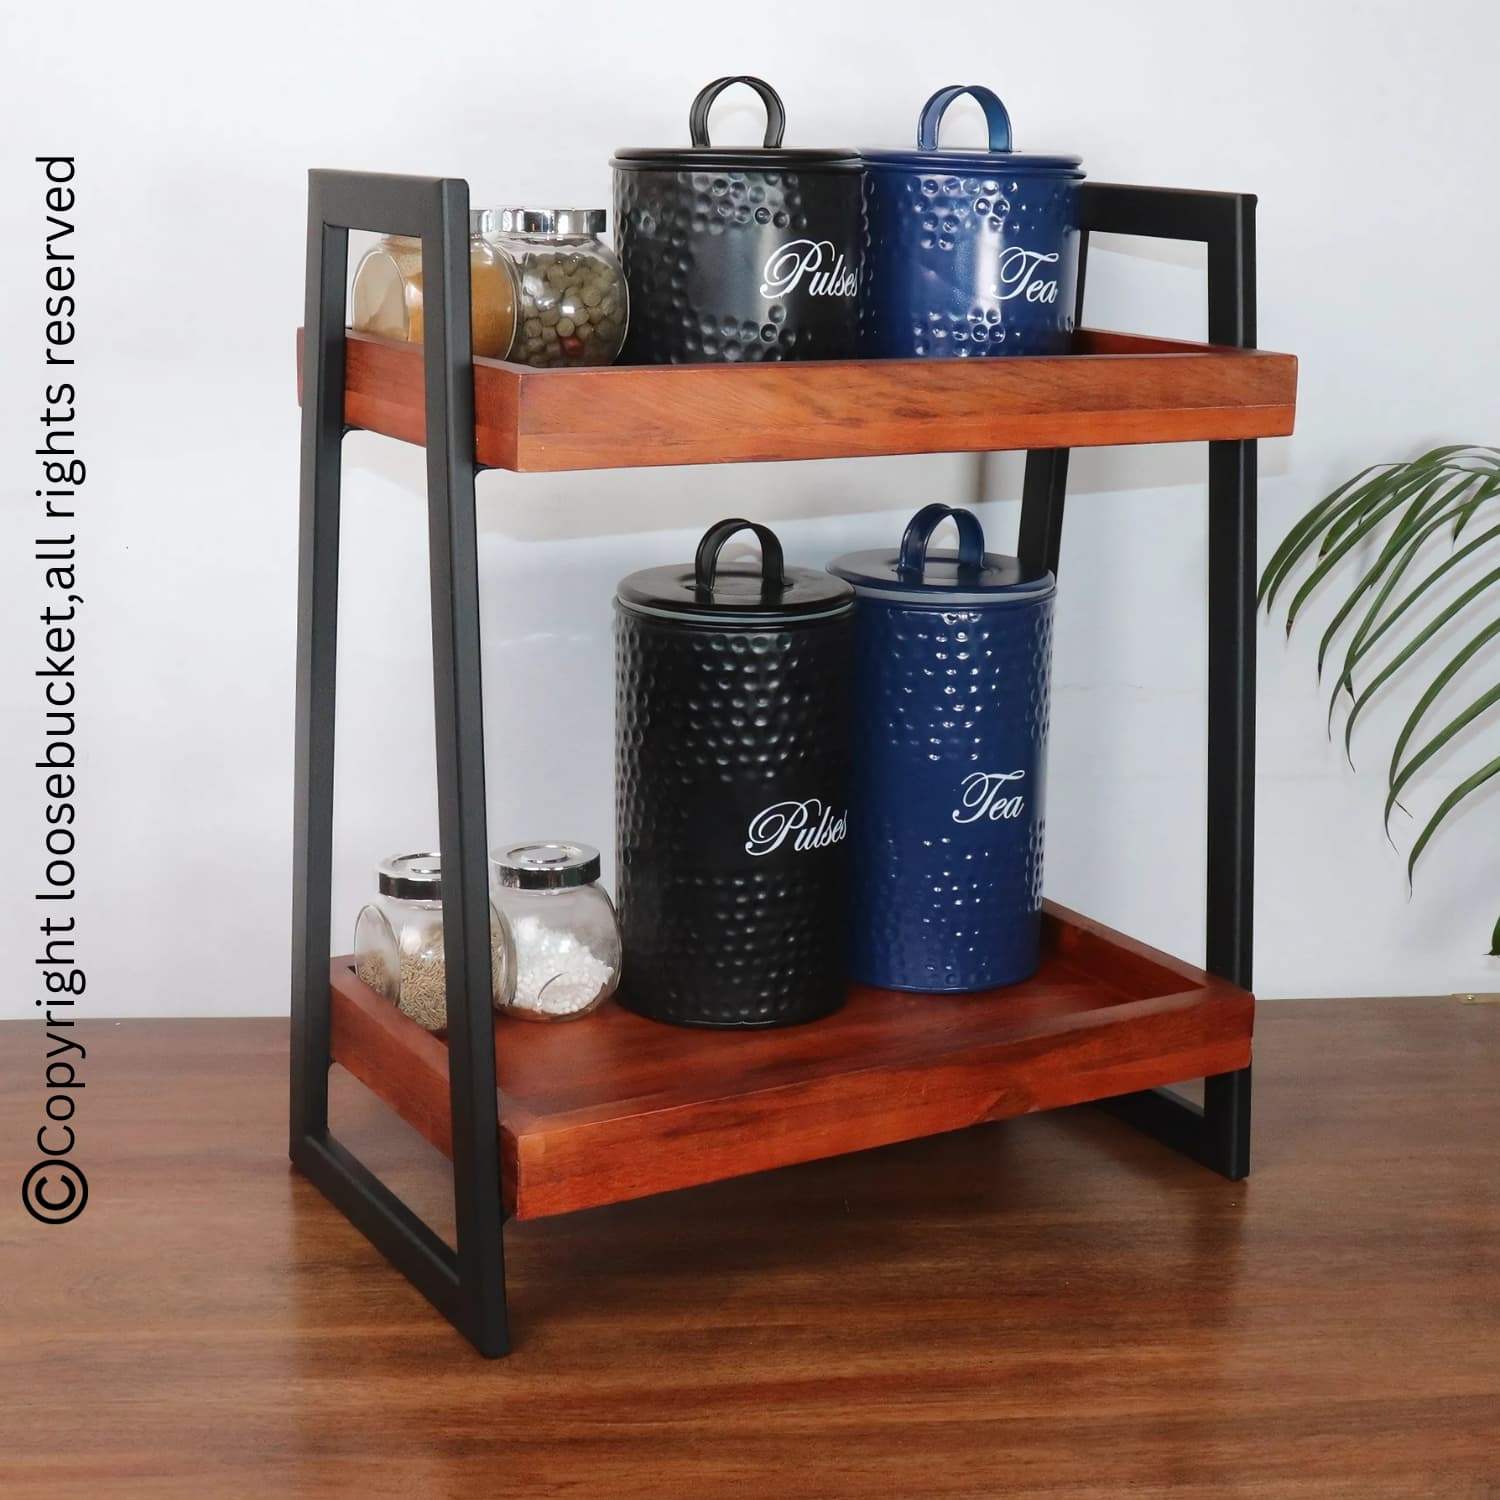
{"left": 291, "top": 170, "right": 1256, "bottom": 1358}
{"left": 1019, "top": 183, "right": 1255, "bottom": 1179}
{"left": 292, "top": 171, "right": 508, "bottom": 1356}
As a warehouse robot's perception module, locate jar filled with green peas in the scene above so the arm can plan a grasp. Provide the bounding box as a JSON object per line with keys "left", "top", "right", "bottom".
{"left": 486, "top": 208, "right": 628, "bottom": 367}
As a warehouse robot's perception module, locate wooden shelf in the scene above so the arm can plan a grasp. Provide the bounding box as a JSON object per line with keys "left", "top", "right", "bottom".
{"left": 297, "top": 327, "right": 1297, "bottom": 472}
{"left": 328, "top": 902, "right": 1253, "bottom": 1221}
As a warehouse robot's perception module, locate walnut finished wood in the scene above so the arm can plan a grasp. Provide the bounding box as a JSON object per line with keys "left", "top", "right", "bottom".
{"left": 5, "top": 1000, "right": 1498, "bottom": 1495}
{"left": 295, "top": 327, "right": 1297, "bottom": 471}
{"left": 328, "top": 902, "right": 1253, "bottom": 1221}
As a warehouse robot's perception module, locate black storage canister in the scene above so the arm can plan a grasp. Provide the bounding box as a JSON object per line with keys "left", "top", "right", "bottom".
{"left": 615, "top": 521, "right": 854, "bottom": 1027}
{"left": 611, "top": 76, "right": 863, "bottom": 364}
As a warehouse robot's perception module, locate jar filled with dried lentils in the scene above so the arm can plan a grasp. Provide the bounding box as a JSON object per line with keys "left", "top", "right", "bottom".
{"left": 487, "top": 207, "right": 628, "bottom": 367}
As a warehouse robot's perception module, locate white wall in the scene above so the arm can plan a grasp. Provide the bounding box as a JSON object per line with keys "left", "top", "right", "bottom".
{"left": 2, "top": 0, "right": 1496, "bottom": 1017}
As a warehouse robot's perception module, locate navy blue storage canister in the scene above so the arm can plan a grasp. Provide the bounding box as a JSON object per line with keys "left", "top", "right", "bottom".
{"left": 829, "top": 505, "right": 1055, "bottom": 992}
{"left": 860, "top": 85, "right": 1084, "bottom": 358}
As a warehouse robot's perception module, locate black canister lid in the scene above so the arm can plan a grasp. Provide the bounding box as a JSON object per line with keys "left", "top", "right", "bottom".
{"left": 618, "top": 519, "right": 854, "bottom": 624}
{"left": 611, "top": 75, "right": 860, "bottom": 173}
{"left": 829, "top": 505, "right": 1054, "bottom": 603}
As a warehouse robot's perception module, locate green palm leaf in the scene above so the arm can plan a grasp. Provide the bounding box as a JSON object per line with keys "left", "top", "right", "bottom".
{"left": 1281, "top": 474, "right": 1450, "bottom": 636}
{"left": 1259, "top": 452, "right": 1488, "bottom": 610}
{"left": 1345, "top": 575, "right": 1500, "bottom": 765}
{"left": 1329, "top": 514, "right": 1500, "bottom": 739}
{"left": 1387, "top": 683, "right": 1500, "bottom": 825}
{"left": 1258, "top": 464, "right": 1391, "bottom": 609}
{"left": 1258, "top": 461, "right": 1438, "bottom": 611}
{"left": 1383, "top": 616, "right": 1500, "bottom": 830}
{"left": 1262, "top": 444, "right": 1500, "bottom": 952}
{"left": 1317, "top": 457, "right": 1461, "bottom": 558}
{"left": 1280, "top": 460, "right": 1496, "bottom": 639}
{"left": 1407, "top": 754, "right": 1500, "bottom": 886}
{"left": 1315, "top": 470, "right": 1477, "bottom": 686}
{"left": 1324, "top": 507, "right": 1460, "bottom": 733}
{"left": 1451, "top": 472, "right": 1500, "bottom": 540}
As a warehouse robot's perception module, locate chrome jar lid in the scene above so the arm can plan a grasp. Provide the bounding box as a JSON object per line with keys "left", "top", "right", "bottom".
{"left": 490, "top": 841, "right": 602, "bottom": 890}
{"left": 483, "top": 208, "right": 607, "bottom": 236}
{"left": 377, "top": 852, "right": 444, "bottom": 900}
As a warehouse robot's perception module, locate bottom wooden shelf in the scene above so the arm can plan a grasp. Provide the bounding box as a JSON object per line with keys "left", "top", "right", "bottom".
{"left": 328, "top": 901, "right": 1253, "bottom": 1221}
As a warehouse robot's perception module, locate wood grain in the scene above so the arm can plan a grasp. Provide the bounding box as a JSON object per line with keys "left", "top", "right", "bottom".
{"left": 2, "top": 998, "right": 1497, "bottom": 1497}
{"left": 328, "top": 903, "right": 1253, "bottom": 1220}
{"left": 295, "top": 327, "right": 1298, "bottom": 471}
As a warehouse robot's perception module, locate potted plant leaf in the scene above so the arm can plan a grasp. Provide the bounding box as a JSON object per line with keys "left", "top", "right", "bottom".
{"left": 1261, "top": 445, "right": 1500, "bottom": 955}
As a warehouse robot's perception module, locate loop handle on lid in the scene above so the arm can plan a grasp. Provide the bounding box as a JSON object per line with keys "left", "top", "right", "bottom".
{"left": 689, "top": 76, "right": 787, "bottom": 149}
{"left": 917, "top": 84, "right": 1013, "bottom": 153}
{"left": 897, "top": 504, "right": 986, "bottom": 581}
{"left": 695, "top": 518, "right": 787, "bottom": 600}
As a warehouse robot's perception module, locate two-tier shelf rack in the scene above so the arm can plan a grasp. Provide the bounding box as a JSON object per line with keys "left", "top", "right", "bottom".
{"left": 292, "top": 169, "right": 1297, "bottom": 1356}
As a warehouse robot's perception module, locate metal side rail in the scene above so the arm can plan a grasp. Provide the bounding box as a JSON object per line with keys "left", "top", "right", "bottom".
{"left": 291, "top": 169, "right": 509, "bottom": 1355}
{"left": 1019, "top": 182, "right": 1256, "bottom": 1182}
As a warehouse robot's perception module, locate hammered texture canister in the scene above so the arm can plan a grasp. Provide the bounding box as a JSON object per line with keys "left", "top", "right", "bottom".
{"left": 860, "top": 85, "right": 1083, "bottom": 358}
{"left": 611, "top": 76, "right": 863, "bottom": 364}
{"left": 830, "top": 506, "right": 1055, "bottom": 991}
{"left": 615, "top": 520, "right": 854, "bottom": 1026}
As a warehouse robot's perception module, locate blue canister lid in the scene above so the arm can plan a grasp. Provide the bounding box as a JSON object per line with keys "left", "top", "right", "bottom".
{"left": 860, "top": 84, "right": 1083, "bottom": 178}
{"left": 829, "top": 505, "right": 1054, "bottom": 603}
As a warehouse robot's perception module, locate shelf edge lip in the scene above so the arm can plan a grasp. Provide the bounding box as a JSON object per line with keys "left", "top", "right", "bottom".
{"left": 316, "top": 326, "right": 1297, "bottom": 373}
{"left": 501, "top": 983, "right": 1252, "bottom": 1140}
{"left": 480, "top": 333, "right": 1297, "bottom": 377}
{"left": 505, "top": 410, "right": 1297, "bottom": 471}
{"left": 506, "top": 1012, "right": 1256, "bottom": 1220}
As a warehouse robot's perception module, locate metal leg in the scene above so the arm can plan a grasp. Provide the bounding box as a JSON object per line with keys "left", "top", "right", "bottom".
{"left": 421, "top": 177, "right": 510, "bottom": 1355}
{"left": 1018, "top": 448, "right": 1069, "bottom": 576}
{"left": 1018, "top": 228, "right": 1086, "bottom": 578}
{"left": 289, "top": 169, "right": 509, "bottom": 1355}
{"left": 1023, "top": 185, "right": 1258, "bottom": 1180}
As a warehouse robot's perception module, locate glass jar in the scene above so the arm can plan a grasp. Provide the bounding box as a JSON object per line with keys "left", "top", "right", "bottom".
{"left": 350, "top": 213, "right": 519, "bottom": 359}
{"left": 489, "top": 842, "right": 622, "bottom": 1021}
{"left": 353, "top": 852, "right": 517, "bottom": 1034}
{"left": 487, "top": 209, "right": 628, "bottom": 368}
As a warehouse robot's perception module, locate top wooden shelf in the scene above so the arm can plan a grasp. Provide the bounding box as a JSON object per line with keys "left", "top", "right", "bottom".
{"left": 298, "top": 327, "right": 1297, "bottom": 473}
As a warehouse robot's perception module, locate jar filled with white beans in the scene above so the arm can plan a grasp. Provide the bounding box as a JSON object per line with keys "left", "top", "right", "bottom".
{"left": 488, "top": 842, "right": 622, "bottom": 1021}
{"left": 485, "top": 208, "right": 628, "bottom": 367}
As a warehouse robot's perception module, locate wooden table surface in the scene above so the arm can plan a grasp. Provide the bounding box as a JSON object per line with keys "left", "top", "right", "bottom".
{"left": 2, "top": 998, "right": 1496, "bottom": 1498}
